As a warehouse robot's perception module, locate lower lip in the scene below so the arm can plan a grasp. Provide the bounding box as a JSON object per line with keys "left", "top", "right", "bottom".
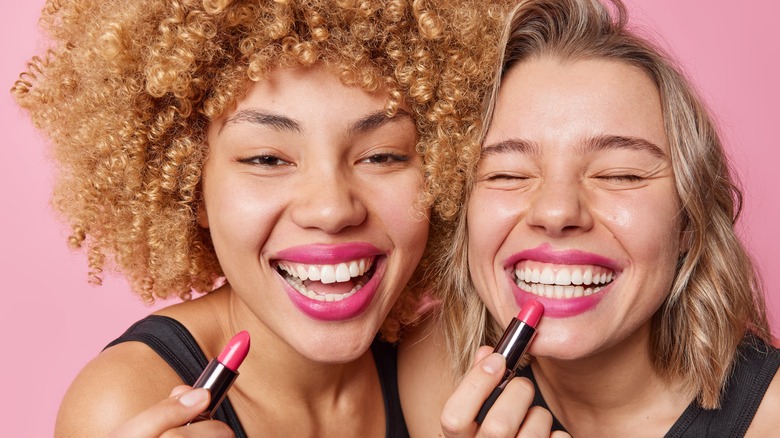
{"left": 512, "top": 282, "right": 609, "bottom": 318}
{"left": 282, "top": 259, "right": 384, "bottom": 321}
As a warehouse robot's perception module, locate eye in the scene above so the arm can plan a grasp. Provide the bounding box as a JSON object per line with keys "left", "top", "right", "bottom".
{"left": 597, "top": 174, "right": 644, "bottom": 182}
{"left": 485, "top": 173, "right": 528, "bottom": 181}
{"left": 238, "top": 155, "right": 292, "bottom": 167}
{"left": 360, "top": 153, "right": 410, "bottom": 165}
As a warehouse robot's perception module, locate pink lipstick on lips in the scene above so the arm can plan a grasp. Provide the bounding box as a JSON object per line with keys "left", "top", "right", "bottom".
{"left": 189, "top": 330, "right": 250, "bottom": 423}
{"left": 276, "top": 242, "right": 385, "bottom": 321}
{"left": 508, "top": 244, "right": 619, "bottom": 318}
{"left": 475, "top": 300, "right": 543, "bottom": 424}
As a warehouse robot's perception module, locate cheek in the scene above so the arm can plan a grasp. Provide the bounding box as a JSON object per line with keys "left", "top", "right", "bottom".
{"left": 371, "top": 175, "right": 429, "bottom": 256}
{"left": 467, "top": 189, "right": 523, "bottom": 261}
{"left": 202, "top": 178, "right": 282, "bottom": 255}
{"left": 603, "top": 193, "right": 683, "bottom": 272}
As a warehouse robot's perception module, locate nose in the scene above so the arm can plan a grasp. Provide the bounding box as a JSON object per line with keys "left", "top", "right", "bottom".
{"left": 526, "top": 176, "right": 593, "bottom": 237}
{"left": 290, "top": 170, "right": 367, "bottom": 234}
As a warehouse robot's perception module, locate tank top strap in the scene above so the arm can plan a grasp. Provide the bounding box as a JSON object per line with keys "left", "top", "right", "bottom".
{"left": 106, "top": 315, "right": 247, "bottom": 437}
{"left": 370, "top": 338, "right": 410, "bottom": 437}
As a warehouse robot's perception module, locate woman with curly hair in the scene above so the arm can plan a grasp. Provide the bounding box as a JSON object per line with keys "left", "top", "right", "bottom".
{"left": 12, "top": 0, "right": 511, "bottom": 435}
{"left": 421, "top": 0, "right": 780, "bottom": 436}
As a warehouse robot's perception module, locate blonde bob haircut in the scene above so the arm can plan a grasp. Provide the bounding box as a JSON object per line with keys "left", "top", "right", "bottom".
{"left": 437, "top": 0, "right": 771, "bottom": 409}
{"left": 13, "top": 0, "right": 506, "bottom": 339}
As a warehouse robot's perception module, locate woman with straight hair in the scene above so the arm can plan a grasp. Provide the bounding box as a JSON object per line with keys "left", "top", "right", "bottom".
{"left": 401, "top": 0, "right": 780, "bottom": 436}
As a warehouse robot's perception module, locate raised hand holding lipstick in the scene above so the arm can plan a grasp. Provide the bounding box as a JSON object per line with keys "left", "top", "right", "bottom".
{"left": 475, "top": 300, "right": 543, "bottom": 424}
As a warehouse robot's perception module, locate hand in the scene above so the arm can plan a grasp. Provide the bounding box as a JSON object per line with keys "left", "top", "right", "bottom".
{"left": 108, "top": 385, "right": 234, "bottom": 438}
{"left": 440, "top": 347, "right": 571, "bottom": 438}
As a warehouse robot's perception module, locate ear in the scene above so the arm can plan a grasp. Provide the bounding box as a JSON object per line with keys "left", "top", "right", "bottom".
{"left": 197, "top": 198, "right": 209, "bottom": 228}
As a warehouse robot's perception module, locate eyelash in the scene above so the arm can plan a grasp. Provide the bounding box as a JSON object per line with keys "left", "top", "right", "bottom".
{"left": 599, "top": 174, "right": 644, "bottom": 182}
{"left": 361, "top": 153, "right": 410, "bottom": 164}
{"left": 238, "top": 155, "right": 290, "bottom": 167}
{"left": 485, "top": 173, "right": 527, "bottom": 181}
{"left": 238, "top": 152, "right": 410, "bottom": 167}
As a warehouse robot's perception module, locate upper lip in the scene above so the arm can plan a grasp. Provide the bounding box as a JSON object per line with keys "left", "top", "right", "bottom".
{"left": 273, "top": 242, "right": 384, "bottom": 265}
{"left": 503, "top": 244, "right": 622, "bottom": 272}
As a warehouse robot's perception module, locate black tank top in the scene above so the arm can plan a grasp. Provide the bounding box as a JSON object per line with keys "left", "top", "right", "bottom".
{"left": 106, "top": 315, "right": 410, "bottom": 437}
{"left": 518, "top": 334, "right": 780, "bottom": 437}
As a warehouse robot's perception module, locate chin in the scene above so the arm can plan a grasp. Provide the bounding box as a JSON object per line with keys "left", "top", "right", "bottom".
{"left": 294, "top": 325, "right": 378, "bottom": 364}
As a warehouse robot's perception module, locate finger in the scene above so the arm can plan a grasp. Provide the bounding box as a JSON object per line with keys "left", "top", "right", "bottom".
{"left": 441, "top": 353, "right": 507, "bottom": 437}
{"left": 515, "top": 405, "right": 553, "bottom": 438}
{"left": 477, "top": 377, "right": 537, "bottom": 437}
{"left": 169, "top": 385, "right": 193, "bottom": 398}
{"left": 109, "top": 388, "right": 211, "bottom": 438}
{"left": 474, "top": 346, "right": 496, "bottom": 365}
{"left": 550, "top": 431, "right": 572, "bottom": 438}
{"left": 160, "top": 419, "right": 235, "bottom": 438}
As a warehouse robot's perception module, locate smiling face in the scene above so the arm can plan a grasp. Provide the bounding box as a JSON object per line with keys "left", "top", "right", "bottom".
{"left": 469, "top": 57, "right": 685, "bottom": 359}
{"left": 200, "top": 65, "right": 428, "bottom": 362}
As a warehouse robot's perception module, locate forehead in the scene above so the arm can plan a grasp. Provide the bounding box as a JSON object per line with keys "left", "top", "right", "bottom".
{"left": 211, "top": 64, "right": 414, "bottom": 133}
{"left": 485, "top": 56, "right": 668, "bottom": 157}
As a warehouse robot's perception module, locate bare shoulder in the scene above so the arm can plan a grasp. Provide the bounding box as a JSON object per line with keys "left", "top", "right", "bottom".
{"left": 746, "top": 361, "right": 780, "bottom": 437}
{"left": 54, "top": 334, "right": 184, "bottom": 437}
{"left": 398, "top": 318, "right": 455, "bottom": 437}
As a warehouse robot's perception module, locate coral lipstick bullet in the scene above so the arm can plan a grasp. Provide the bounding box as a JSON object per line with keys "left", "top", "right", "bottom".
{"left": 189, "top": 330, "right": 250, "bottom": 422}
{"left": 475, "top": 300, "right": 544, "bottom": 424}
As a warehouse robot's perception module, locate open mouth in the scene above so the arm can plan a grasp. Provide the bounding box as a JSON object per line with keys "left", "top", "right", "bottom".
{"left": 514, "top": 261, "right": 615, "bottom": 299}
{"left": 276, "top": 257, "right": 377, "bottom": 302}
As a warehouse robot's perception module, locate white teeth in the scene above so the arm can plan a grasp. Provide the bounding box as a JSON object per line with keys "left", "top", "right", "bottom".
{"left": 571, "top": 268, "right": 583, "bottom": 285}
{"left": 518, "top": 280, "right": 605, "bottom": 299}
{"left": 513, "top": 263, "right": 615, "bottom": 299}
{"left": 554, "top": 270, "right": 570, "bottom": 286}
{"left": 278, "top": 257, "right": 374, "bottom": 284}
{"left": 336, "top": 263, "right": 351, "bottom": 282}
{"left": 285, "top": 275, "right": 365, "bottom": 302}
{"left": 540, "top": 268, "right": 555, "bottom": 284}
{"left": 308, "top": 266, "right": 321, "bottom": 281}
{"left": 296, "top": 265, "right": 309, "bottom": 281}
{"left": 320, "top": 265, "right": 336, "bottom": 284}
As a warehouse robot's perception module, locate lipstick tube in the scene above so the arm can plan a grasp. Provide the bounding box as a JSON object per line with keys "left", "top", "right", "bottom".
{"left": 475, "top": 300, "right": 543, "bottom": 424}
{"left": 189, "top": 330, "right": 250, "bottom": 423}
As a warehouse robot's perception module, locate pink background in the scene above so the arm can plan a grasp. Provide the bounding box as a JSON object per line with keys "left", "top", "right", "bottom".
{"left": 2, "top": 1, "right": 778, "bottom": 435}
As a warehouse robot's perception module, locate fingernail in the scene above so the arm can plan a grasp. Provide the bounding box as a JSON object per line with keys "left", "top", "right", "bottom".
{"left": 482, "top": 353, "right": 504, "bottom": 374}
{"left": 179, "top": 388, "right": 208, "bottom": 407}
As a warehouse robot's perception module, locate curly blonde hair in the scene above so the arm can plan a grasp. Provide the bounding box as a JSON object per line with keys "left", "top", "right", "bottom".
{"left": 12, "top": 0, "right": 506, "bottom": 338}
{"left": 438, "top": 0, "right": 772, "bottom": 409}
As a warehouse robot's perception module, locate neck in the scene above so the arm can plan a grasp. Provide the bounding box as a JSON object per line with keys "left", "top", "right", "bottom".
{"left": 532, "top": 323, "right": 692, "bottom": 437}
{"left": 223, "top": 287, "right": 377, "bottom": 403}
{"left": 157, "top": 285, "right": 386, "bottom": 436}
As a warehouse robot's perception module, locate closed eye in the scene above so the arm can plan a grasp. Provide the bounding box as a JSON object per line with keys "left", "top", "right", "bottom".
{"left": 484, "top": 173, "right": 528, "bottom": 181}
{"left": 597, "top": 174, "right": 644, "bottom": 182}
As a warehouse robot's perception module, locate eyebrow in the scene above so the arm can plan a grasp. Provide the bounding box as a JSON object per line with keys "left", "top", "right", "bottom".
{"left": 481, "top": 135, "right": 665, "bottom": 159}
{"left": 583, "top": 135, "right": 666, "bottom": 159}
{"left": 223, "top": 110, "right": 302, "bottom": 134}
{"left": 481, "top": 138, "right": 540, "bottom": 158}
{"left": 221, "top": 108, "right": 413, "bottom": 136}
{"left": 347, "top": 109, "right": 413, "bottom": 136}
